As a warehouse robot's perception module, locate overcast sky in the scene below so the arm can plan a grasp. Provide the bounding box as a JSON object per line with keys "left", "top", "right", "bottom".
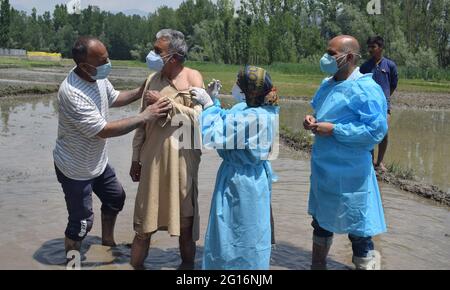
{"left": 9, "top": 0, "right": 197, "bottom": 14}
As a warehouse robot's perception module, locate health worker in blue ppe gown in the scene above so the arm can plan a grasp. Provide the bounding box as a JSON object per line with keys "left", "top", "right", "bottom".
{"left": 303, "top": 35, "right": 388, "bottom": 270}
{"left": 190, "top": 66, "right": 280, "bottom": 270}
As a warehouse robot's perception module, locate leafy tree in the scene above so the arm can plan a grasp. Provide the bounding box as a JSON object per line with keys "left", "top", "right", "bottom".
{"left": 1, "top": 0, "right": 447, "bottom": 71}
{"left": 0, "top": 0, "right": 11, "bottom": 47}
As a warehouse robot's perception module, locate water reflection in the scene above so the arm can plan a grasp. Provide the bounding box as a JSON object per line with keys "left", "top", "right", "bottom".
{"left": 279, "top": 100, "right": 450, "bottom": 193}
{"left": 0, "top": 94, "right": 57, "bottom": 134}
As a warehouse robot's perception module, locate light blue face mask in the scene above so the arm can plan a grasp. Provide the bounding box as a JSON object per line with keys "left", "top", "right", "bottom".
{"left": 146, "top": 50, "right": 172, "bottom": 72}
{"left": 83, "top": 61, "right": 112, "bottom": 80}
{"left": 319, "top": 53, "right": 351, "bottom": 75}
{"left": 320, "top": 53, "right": 338, "bottom": 75}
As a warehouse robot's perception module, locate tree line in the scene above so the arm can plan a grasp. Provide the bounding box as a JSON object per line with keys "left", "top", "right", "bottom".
{"left": 0, "top": 0, "right": 449, "bottom": 70}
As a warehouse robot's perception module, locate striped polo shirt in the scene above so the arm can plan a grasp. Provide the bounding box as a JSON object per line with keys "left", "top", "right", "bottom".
{"left": 53, "top": 68, "right": 120, "bottom": 180}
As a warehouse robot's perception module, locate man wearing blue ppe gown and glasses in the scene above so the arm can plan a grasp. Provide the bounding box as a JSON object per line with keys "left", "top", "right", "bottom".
{"left": 303, "top": 35, "right": 388, "bottom": 270}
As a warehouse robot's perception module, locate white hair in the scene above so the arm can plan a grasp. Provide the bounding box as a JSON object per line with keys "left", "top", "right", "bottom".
{"left": 156, "top": 29, "right": 188, "bottom": 62}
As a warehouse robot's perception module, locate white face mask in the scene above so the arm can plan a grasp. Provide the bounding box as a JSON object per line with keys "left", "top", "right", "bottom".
{"left": 231, "top": 84, "right": 246, "bottom": 103}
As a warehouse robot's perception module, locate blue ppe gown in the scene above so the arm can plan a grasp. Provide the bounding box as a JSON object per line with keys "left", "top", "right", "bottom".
{"left": 308, "top": 68, "right": 388, "bottom": 238}
{"left": 201, "top": 100, "right": 279, "bottom": 270}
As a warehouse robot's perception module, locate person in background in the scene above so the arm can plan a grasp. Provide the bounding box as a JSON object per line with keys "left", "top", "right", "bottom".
{"left": 360, "top": 36, "right": 398, "bottom": 172}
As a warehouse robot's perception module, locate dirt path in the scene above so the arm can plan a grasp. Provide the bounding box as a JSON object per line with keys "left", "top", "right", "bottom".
{"left": 392, "top": 91, "right": 450, "bottom": 110}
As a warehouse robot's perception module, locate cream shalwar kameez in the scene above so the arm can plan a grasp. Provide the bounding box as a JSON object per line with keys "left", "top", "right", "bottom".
{"left": 132, "top": 71, "right": 202, "bottom": 241}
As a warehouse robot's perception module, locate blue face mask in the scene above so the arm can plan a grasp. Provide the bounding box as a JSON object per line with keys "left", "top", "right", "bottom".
{"left": 320, "top": 52, "right": 353, "bottom": 75}
{"left": 83, "top": 61, "right": 112, "bottom": 80}
{"left": 320, "top": 53, "right": 340, "bottom": 75}
{"left": 146, "top": 50, "right": 172, "bottom": 71}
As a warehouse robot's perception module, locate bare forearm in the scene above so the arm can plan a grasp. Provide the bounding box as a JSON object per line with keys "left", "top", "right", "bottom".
{"left": 113, "top": 79, "right": 147, "bottom": 107}
{"left": 97, "top": 115, "right": 145, "bottom": 138}
{"left": 112, "top": 88, "right": 142, "bottom": 107}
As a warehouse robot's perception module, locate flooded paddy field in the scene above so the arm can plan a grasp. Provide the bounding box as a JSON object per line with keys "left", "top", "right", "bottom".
{"left": 0, "top": 66, "right": 449, "bottom": 269}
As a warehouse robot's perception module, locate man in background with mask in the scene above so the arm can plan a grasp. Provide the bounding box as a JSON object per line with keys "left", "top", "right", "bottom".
{"left": 303, "top": 35, "right": 388, "bottom": 270}
{"left": 129, "top": 29, "right": 204, "bottom": 270}
{"left": 53, "top": 37, "right": 172, "bottom": 257}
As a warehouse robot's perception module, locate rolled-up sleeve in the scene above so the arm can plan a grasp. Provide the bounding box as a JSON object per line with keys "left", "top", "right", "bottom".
{"left": 60, "top": 90, "right": 107, "bottom": 138}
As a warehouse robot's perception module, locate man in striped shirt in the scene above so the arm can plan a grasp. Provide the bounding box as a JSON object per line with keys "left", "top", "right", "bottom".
{"left": 53, "top": 36, "right": 172, "bottom": 256}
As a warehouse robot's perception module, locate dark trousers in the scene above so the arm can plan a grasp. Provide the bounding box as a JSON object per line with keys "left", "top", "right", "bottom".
{"left": 55, "top": 164, "right": 126, "bottom": 241}
{"left": 312, "top": 219, "right": 374, "bottom": 258}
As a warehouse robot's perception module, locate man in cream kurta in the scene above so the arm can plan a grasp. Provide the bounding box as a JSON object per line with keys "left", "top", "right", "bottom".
{"left": 129, "top": 29, "right": 204, "bottom": 270}
{"left": 132, "top": 72, "right": 202, "bottom": 238}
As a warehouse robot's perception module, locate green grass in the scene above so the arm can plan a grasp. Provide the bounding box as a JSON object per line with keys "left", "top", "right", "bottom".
{"left": 86, "top": 59, "right": 450, "bottom": 95}
{"left": 110, "top": 59, "right": 146, "bottom": 68}
{"left": 0, "top": 56, "right": 73, "bottom": 68}
{"left": 1, "top": 56, "right": 448, "bottom": 97}
{"left": 396, "top": 79, "right": 450, "bottom": 94}
{"left": 109, "top": 59, "right": 324, "bottom": 96}
{"left": 399, "top": 66, "right": 450, "bottom": 82}
{"left": 279, "top": 124, "right": 313, "bottom": 152}
{"left": 386, "top": 162, "right": 415, "bottom": 180}
{"left": 188, "top": 61, "right": 450, "bottom": 96}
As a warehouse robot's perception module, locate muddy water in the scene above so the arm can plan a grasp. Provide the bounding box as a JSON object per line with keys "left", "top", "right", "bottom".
{"left": 0, "top": 95, "right": 449, "bottom": 270}
{"left": 280, "top": 100, "right": 450, "bottom": 193}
